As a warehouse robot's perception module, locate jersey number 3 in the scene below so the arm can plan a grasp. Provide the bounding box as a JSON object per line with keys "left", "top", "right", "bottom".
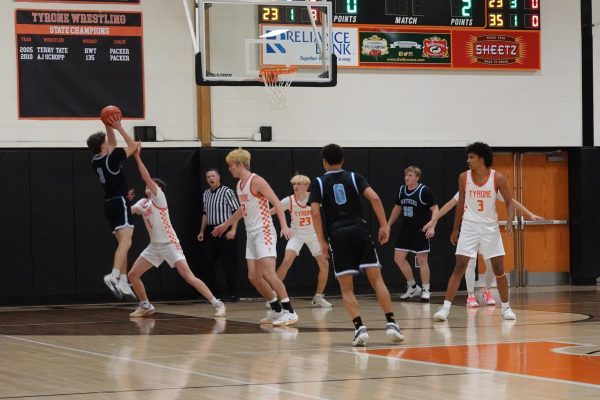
{"left": 477, "top": 200, "right": 484, "bottom": 211}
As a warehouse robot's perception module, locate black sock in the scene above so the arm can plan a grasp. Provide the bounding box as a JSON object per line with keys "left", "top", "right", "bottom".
{"left": 269, "top": 300, "right": 283, "bottom": 313}
{"left": 281, "top": 300, "right": 294, "bottom": 314}
{"left": 352, "top": 316, "right": 363, "bottom": 330}
{"left": 385, "top": 312, "right": 395, "bottom": 324}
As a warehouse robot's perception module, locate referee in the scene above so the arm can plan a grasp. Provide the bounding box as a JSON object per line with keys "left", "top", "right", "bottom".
{"left": 197, "top": 168, "right": 241, "bottom": 301}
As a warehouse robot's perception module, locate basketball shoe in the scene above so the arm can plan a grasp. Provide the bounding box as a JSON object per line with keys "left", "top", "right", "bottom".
{"left": 214, "top": 301, "right": 227, "bottom": 317}
{"left": 312, "top": 294, "right": 333, "bottom": 308}
{"left": 400, "top": 284, "right": 422, "bottom": 300}
{"left": 273, "top": 310, "right": 299, "bottom": 326}
{"left": 117, "top": 280, "right": 138, "bottom": 302}
{"left": 129, "top": 303, "right": 155, "bottom": 317}
{"left": 352, "top": 326, "right": 369, "bottom": 347}
{"left": 103, "top": 274, "right": 121, "bottom": 300}
{"left": 481, "top": 290, "right": 496, "bottom": 306}
{"left": 385, "top": 322, "right": 404, "bottom": 343}
{"left": 466, "top": 295, "right": 479, "bottom": 308}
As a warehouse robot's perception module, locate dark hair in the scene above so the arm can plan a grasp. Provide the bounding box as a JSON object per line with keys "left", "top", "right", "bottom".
{"left": 466, "top": 142, "right": 493, "bottom": 167}
{"left": 322, "top": 143, "right": 344, "bottom": 165}
{"left": 86, "top": 132, "right": 106, "bottom": 154}
{"left": 205, "top": 168, "right": 220, "bottom": 176}
{"left": 153, "top": 178, "right": 166, "bottom": 190}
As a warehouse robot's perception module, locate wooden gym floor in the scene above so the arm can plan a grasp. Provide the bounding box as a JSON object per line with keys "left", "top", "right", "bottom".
{"left": 1, "top": 286, "right": 599, "bottom": 399}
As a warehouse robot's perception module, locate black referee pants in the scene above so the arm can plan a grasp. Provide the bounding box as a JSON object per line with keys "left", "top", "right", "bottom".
{"left": 201, "top": 226, "right": 238, "bottom": 298}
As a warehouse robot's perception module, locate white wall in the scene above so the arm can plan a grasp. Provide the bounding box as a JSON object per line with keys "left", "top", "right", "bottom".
{"left": 210, "top": 0, "right": 583, "bottom": 147}
{"left": 0, "top": 0, "right": 197, "bottom": 146}
{"left": 0, "top": 0, "right": 586, "bottom": 148}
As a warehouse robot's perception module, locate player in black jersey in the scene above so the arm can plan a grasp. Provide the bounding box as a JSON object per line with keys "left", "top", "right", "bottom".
{"left": 87, "top": 114, "right": 138, "bottom": 301}
{"left": 309, "top": 144, "right": 404, "bottom": 347}
{"left": 388, "top": 166, "right": 439, "bottom": 302}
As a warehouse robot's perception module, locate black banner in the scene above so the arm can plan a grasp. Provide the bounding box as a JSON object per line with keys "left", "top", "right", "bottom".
{"left": 16, "top": 9, "right": 144, "bottom": 119}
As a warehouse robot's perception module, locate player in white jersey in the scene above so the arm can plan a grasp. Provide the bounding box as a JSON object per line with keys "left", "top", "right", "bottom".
{"left": 213, "top": 149, "right": 298, "bottom": 326}
{"left": 272, "top": 175, "right": 332, "bottom": 308}
{"left": 126, "top": 143, "right": 226, "bottom": 318}
{"left": 424, "top": 191, "right": 543, "bottom": 307}
{"left": 434, "top": 142, "right": 517, "bottom": 322}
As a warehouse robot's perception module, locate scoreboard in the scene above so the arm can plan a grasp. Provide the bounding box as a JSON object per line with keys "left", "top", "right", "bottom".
{"left": 261, "top": 0, "right": 540, "bottom": 29}
{"left": 259, "top": 0, "right": 541, "bottom": 70}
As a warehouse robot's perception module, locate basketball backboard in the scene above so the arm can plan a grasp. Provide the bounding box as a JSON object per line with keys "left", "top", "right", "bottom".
{"left": 193, "top": 0, "right": 336, "bottom": 87}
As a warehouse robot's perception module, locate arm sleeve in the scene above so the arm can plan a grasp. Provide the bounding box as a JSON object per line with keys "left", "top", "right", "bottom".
{"left": 280, "top": 196, "right": 291, "bottom": 211}
{"left": 107, "top": 148, "right": 126, "bottom": 172}
{"left": 354, "top": 173, "right": 370, "bottom": 194}
{"left": 226, "top": 188, "right": 241, "bottom": 210}
{"left": 422, "top": 186, "right": 436, "bottom": 206}
{"left": 152, "top": 188, "right": 168, "bottom": 208}
{"left": 308, "top": 178, "right": 322, "bottom": 204}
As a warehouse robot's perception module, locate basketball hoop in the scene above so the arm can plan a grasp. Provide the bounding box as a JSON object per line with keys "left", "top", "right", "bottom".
{"left": 259, "top": 66, "right": 297, "bottom": 111}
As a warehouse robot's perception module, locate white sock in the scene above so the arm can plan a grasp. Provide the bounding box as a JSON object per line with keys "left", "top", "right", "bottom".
{"left": 407, "top": 280, "right": 416, "bottom": 287}
{"left": 111, "top": 268, "right": 120, "bottom": 279}
{"left": 268, "top": 296, "right": 278, "bottom": 303}
{"left": 501, "top": 302, "right": 510, "bottom": 310}
{"left": 422, "top": 283, "right": 430, "bottom": 291}
{"left": 119, "top": 274, "right": 128, "bottom": 283}
{"left": 484, "top": 259, "right": 495, "bottom": 289}
{"left": 280, "top": 297, "right": 290, "bottom": 303}
{"left": 210, "top": 297, "right": 220, "bottom": 306}
{"left": 465, "top": 258, "right": 477, "bottom": 294}
{"left": 443, "top": 300, "right": 452, "bottom": 309}
{"left": 140, "top": 300, "right": 151, "bottom": 308}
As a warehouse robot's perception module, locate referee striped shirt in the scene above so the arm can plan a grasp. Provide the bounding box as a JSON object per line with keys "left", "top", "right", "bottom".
{"left": 203, "top": 185, "right": 241, "bottom": 225}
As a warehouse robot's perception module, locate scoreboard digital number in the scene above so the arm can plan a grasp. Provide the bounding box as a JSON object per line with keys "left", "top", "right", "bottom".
{"left": 259, "top": 0, "right": 541, "bottom": 30}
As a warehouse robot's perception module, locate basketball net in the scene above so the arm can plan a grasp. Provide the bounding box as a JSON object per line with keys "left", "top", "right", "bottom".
{"left": 259, "top": 66, "right": 297, "bottom": 111}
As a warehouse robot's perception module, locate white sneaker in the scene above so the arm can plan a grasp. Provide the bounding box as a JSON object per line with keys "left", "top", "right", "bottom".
{"left": 385, "top": 322, "right": 404, "bottom": 343}
{"left": 502, "top": 307, "right": 517, "bottom": 320}
{"left": 214, "top": 301, "right": 226, "bottom": 317}
{"left": 103, "top": 274, "right": 121, "bottom": 299}
{"left": 129, "top": 304, "right": 155, "bottom": 317}
{"left": 265, "top": 301, "right": 272, "bottom": 309}
{"left": 400, "top": 284, "right": 422, "bottom": 300}
{"left": 352, "top": 326, "right": 369, "bottom": 347}
{"left": 117, "top": 280, "right": 137, "bottom": 302}
{"left": 260, "top": 310, "right": 283, "bottom": 325}
{"left": 312, "top": 294, "right": 333, "bottom": 308}
{"left": 420, "top": 289, "right": 430, "bottom": 302}
{"left": 273, "top": 310, "right": 299, "bottom": 326}
{"left": 434, "top": 306, "right": 450, "bottom": 322}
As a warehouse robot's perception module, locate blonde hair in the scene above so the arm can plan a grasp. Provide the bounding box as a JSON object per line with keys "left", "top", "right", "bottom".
{"left": 404, "top": 166, "right": 422, "bottom": 178}
{"left": 290, "top": 174, "right": 310, "bottom": 185}
{"left": 225, "top": 148, "right": 251, "bottom": 169}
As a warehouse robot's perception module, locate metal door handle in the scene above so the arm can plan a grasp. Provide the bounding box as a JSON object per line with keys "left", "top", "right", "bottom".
{"left": 521, "top": 219, "right": 568, "bottom": 226}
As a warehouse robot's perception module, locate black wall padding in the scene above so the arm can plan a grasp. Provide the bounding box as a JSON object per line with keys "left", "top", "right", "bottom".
{"left": 30, "top": 151, "right": 76, "bottom": 295}
{"left": 569, "top": 148, "right": 600, "bottom": 284}
{"left": 0, "top": 151, "right": 33, "bottom": 296}
{"left": 370, "top": 149, "right": 448, "bottom": 291}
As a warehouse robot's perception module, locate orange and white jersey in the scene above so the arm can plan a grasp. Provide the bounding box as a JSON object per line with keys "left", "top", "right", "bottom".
{"left": 237, "top": 173, "right": 275, "bottom": 235}
{"left": 281, "top": 194, "right": 314, "bottom": 236}
{"left": 133, "top": 188, "right": 182, "bottom": 248}
{"left": 463, "top": 169, "right": 499, "bottom": 224}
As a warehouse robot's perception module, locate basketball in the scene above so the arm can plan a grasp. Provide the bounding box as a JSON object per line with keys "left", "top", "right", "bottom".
{"left": 100, "top": 105, "right": 121, "bottom": 126}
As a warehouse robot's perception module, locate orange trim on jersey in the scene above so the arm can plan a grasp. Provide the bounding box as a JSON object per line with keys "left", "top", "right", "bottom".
{"left": 471, "top": 169, "right": 492, "bottom": 188}
{"left": 239, "top": 173, "right": 254, "bottom": 192}
{"left": 249, "top": 174, "right": 263, "bottom": 199}
{"left": 293, "top": 194, "right": 309, "bottom": 209}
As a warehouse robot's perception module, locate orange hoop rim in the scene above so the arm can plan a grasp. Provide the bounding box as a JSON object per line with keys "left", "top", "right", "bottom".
{"left": 259, "top": 66, "right": 298, "bottom": 83}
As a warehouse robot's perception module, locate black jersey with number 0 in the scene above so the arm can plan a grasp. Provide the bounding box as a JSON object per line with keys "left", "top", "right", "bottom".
{"left": 395, "top": 183, "right": 436, "bottom": 230}
{"left": 91, "top": 148, "right": 128, "bottom": 198}
{"left": 308, "top": 170, "right": 370, "bottom": 234}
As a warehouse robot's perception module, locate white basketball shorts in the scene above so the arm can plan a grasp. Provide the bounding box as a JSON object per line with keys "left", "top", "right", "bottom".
{"left": 285, "top": 232, "right": 322, "bottom": 257}
{"left": 456, "top": 220, "right": 505, "bottom": 260}
{"left": 246, "top": 227, "right": 278, "bottom": 260}
{"left": 140, "top": 242, "right": 186, "bottom": 268}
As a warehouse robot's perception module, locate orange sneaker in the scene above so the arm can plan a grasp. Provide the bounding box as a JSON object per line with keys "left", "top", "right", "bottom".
{"left": 481, "top": 290, "right": 496, "bottom": 306}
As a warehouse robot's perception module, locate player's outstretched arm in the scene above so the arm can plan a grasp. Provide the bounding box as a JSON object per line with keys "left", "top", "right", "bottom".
{"left": 512, "top": 199, "right": 544, "bottom": 221}
{"left": 132, "top": 142, "right": 158, "bottom": 195}
{"left": 109, "top": 117, "right": 137, "bottom": 157}
{"left": 363, "top": 187, "right": 390, "bottom": 245}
